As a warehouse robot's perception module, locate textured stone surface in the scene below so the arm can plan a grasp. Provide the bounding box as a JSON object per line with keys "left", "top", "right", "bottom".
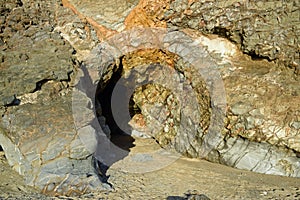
{"left": 0, "top": 0, "right": 109, "bottom": 196}
{"left": 125, "top": 0, "right": 170, "bottom": 28}
{"left": 166, "top": 0, "right": 300, "bottom": 74}
{"left": 68, "top": 0, "right": 139, "bottom": 31}
{"left": 223, "top": 57, "right": 300, "bottom": 153}
{"left": 1, "top": 147, "right": 300, "bottom": 199}
{"left": 0, "top": 0, "right": 75, "bottom": 106}
{"left": 0, "top": 0, "right": 300, "bottom": 198}
{"left": 84, "top": 27, "right": 299, "bottom": 177}
{"left": 0, "top": 91, "right": 109, "bottom": 195}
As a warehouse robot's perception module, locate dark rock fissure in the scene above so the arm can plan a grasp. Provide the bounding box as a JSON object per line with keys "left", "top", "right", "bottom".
{"left": 16, "top": 0, "right": 23, "bottom": 7}
{"left": 247, "top": 50, "right": 273, "bottom": 62}
{"left": 30, "top": 79, "right": 52, "bottom": 93}
{"left": 211, "top": 27, "right": 230, "bottom": 39}
{"left": 96, "top": 59, "right": 135, "bottom": 152}
{"left": 210, "top": 28, "right": 272, "bottom": 62}
{"left": 207, "top": 27, "right": 272, "bottom": 62}
{"left": 4, "top": 94, "right": 21, "bottom": 107}
{"left": 27, "top": 70, "right": 74, "bottom": 95}
{"left": 61, "top": 70, "right": 74, "bottom": 83}
{"left": 129, "top": 94, "right": 141, "bottom": 118}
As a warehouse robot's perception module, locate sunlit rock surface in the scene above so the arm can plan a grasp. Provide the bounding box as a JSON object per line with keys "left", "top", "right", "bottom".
{"left": 0, "top": 0, "right": 299, "bottom": 197}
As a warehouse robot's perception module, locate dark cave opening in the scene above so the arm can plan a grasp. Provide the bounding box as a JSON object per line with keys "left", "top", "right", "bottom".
{"left": 212, "top": 27, "right": 230, "bottom": 39}
{"left": 247, "top": 50, "right": 273, "bottom": 61}
{"left": 96, "top": 61, "right": 136, "bottom": 151}
{"left": 0, "top": 145, "right": 5, "bottom": 159}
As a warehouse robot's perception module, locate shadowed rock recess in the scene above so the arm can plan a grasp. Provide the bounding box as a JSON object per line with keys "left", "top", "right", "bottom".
{"left": 0, "top": 0, "right": 299, "bottom": 198}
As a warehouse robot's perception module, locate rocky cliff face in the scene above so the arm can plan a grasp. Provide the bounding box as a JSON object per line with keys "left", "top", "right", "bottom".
{"left": 0, "top": 0, "right": 299, "bottom": 197}
{"left": 166, "top": 0, "right": 300, "bottom": 74}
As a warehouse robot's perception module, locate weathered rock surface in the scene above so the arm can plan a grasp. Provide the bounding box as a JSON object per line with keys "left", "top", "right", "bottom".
{"left": 1, "top": 146, "right": 300, "bottom": 199}
{"left": 0, "top": 91, "right": 110, "bottom": 195}
{"left": 83, "top": 27, "right": 299, "bottom": 177}
{"left": 0, "top": 0, "right": 74, "bottom": 106}
{"left": 0, "top": 0, "right": 300, "bottom": 198}
{"left": 68, "top": 0, "right": 139, "bottom": 31}
{"left": 0, "top": 0, "right": 109, "bottom": 196}
{"left": 166, "top": 0, "right": 300, "bottom": 74}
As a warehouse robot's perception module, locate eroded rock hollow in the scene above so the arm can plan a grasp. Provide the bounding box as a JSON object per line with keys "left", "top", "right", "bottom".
{"left": 0, "top": 0, "right": 299, "bottom": 197}
{"left": 83, "top": 28, "right": 299, "bottom": 178}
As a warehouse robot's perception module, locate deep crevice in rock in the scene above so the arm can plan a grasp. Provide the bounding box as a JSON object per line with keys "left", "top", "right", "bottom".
{"left": 16, "top": 0, "right": 23, "bottom": 7}
{"left": 4, "top": 94, "right": 21, "bottom": 107}
{"left": 93, "top": 50, "right": 213, "bottom": 159}
{"left": 247, "top": 50, "right": 273, "bottom": 62}
{"left": 211, "top": 27, "right": 230, "bottom": 39}
{"left": 210, "top": 27, "right": 272, "bottom": 63}
{"left": 96, "top": 60, "right": 135, "bottom": 151}
{"left": 129, "top": 94, "right": 141, "bottom": 118}
{"left": 60, "top": 70, "right": 74, "bottom": 83}
{"left": 30, "top": 79, "right": 52, "bottom": 93}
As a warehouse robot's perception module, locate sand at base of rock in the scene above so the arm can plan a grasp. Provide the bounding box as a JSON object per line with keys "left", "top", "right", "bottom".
{"left": 1, "top": 138, "right": 299, "bottom": 200}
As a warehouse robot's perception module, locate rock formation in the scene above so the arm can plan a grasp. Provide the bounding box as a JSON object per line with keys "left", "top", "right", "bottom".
{"left": 0, "top": 0, "right": 299, "bottom": 196}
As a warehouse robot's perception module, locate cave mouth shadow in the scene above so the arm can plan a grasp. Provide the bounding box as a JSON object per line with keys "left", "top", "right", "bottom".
{"left": 93, "top": 59, "right": 139, "bottom": 181}
{"left": 96, "top": 62, "right": 136, "bottom": 151}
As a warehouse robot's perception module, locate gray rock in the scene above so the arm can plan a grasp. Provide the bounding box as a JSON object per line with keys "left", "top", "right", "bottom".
{"left": 131, "top": 153, "right": 153, "bottom": 162}
{"left": 291, "top": 121, "right": 300, "bottom": 130}
{"left": 167, "top": 190, "right": 211, "bottom": 200}
{"left": 231, "top": 102, "right": 252, "bottom": 115}
{"left": 1, "top": 1, "right": 300, "bottom": 198}
{"left": 0, "top": 92, "right": 107, "bottom": 195}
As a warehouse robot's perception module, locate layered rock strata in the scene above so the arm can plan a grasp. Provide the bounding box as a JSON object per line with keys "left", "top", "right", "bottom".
{"left": 0, "top": 0, "right": 299, "bottom": 197}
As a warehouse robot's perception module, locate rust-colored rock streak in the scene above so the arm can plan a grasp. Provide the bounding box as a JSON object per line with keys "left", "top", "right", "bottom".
{"left": 61, "top": 0, "right": 117, "bottom": 41}
{"left": 125, "top": 0, "right": 170, "bottom": 29}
